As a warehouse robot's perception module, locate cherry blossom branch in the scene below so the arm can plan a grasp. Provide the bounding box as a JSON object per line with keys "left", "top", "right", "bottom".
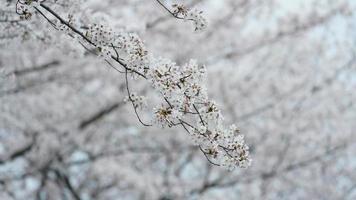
{"left": 15, "top": 0, "right": 251, "bottom": 169}
{"left": 163, "top": 96, "right": 220, "bottom": 166}
{"left": 155, "top": 0, "right": 185, "bottom": 19}
{"left": 147, "top": 0, "right": 202, "bottom": 29}
{"left": 39, "top": 3, "right": 147, "bottom": 78}
{"left": 31, "top": 2, "right": 151, "bottom": 126}
{"left": 155, "top": 0, "right": 208, "bottom": 32}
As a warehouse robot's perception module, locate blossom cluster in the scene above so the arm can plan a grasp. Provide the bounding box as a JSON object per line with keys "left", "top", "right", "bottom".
{"left": 192, "top": 124, "right": 251, "bottom": 169}
{"left": 15, "top": 0, "right": 251, "bottom": 169}
{"left": 16, "top": 0, "right": 40, "bottom": 19}
{"left": 83, "top": 23, "right": 150, "bottom": 75}
{"left": 172, "top": 4, "right": 208, "bottom": 32}
{"left": 146, "top": 57, "right": 251, "bottom": 168}
{"left": 115, "top": 32, "right": 149, "bottom": 76}
{"left": 124, "top": 93, "right": 147, "bottom": 110}
{"left": 186, "top": 9, "right": 208, "bottom": 32}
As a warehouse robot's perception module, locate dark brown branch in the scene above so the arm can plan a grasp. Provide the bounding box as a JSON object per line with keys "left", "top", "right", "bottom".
{"left": 79, "top": 101, "right": 124, "bottom": 130}
{"left": 0, "top": 132, "right": 37, "bottom": 165}
{"left": 38, "top": 3, "right": 147, "bottom": 79}
{"left": 39, "top": 3, "right": 93, "bottom": 45}
{"left": 11, "top": 60, "right": 60, "bottom": 77}
{"left": 193, "top": 104, "right": 205, "bottom": 126}
{"left": 53, "top": 169, "right": 82, "bottom": 200}
{"left": 34, "top": 6, "right": 58, "bottom": 29}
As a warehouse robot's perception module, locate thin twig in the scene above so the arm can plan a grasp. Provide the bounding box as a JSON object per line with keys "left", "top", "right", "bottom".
{"left": 125, "top": 69, "right": 152, "bottom": 126}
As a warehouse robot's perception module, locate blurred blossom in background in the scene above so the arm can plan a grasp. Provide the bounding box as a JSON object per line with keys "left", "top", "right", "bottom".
{"left": 1, "top": 0, "right": 356, "bottom": 199}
